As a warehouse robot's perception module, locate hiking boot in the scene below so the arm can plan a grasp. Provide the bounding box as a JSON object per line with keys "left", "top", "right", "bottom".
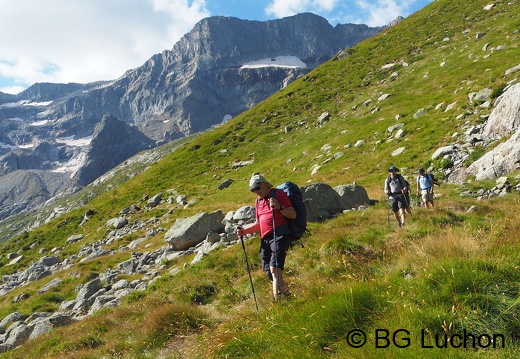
{"left": 278, "top": 290, "right": 291, "bottom": 298}
{"left": 273, "top": 291, "right": 291, "bottom": 301}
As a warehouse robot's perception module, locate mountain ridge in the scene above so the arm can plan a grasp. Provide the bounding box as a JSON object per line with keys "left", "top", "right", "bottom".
{"left": 0, "top": 13, "right": 388, "bottom": 221}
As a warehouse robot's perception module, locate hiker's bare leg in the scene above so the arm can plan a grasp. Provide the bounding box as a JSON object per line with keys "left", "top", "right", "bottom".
{"left": 399, "top": 208, "right": 406, "bottom": 225}
{"left": 270, "top": 267, "right": 286, "bottom": 298}
{"left": 393, "top": 211, "right": 400, "bottom": 224}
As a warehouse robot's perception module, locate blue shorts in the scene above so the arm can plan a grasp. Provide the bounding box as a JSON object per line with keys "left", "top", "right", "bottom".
{"left": 260, "top": 233, "right": 289, "bottom": 271}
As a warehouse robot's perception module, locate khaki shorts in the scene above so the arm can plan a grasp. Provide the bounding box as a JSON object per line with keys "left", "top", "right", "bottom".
{"left": 421, "top": 188, "right": 434, "bottom": 202}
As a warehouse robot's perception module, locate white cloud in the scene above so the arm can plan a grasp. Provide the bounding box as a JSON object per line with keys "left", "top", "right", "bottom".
{"left": 0, "top": 0, "right": 209, "bottom": 93}
{"left": 265, "top": 0, "right": 338, "bottom": 18}
{"left": 265, "top": 0, "right": 427, "bottom": 27}
{"left": 355, "top": 0, "right": 411, "bottom": 26}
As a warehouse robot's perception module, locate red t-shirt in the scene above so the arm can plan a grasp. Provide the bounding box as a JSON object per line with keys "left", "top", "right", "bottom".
{"left": 255, "top": 188, "right": 292, "bottom": 238}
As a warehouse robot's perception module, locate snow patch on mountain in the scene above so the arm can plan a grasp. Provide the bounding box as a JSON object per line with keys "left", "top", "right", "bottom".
{"left": 0, "top": 100, "right": 53, "bottom": 109}
{"left": 53, "top": 152, "right": 88, "bottom": 175}
{"left": 56, "top": 136, "right": 93, "bottom": 147}
{"left": 241, "top": 56, "right": 307, "bottom": 69}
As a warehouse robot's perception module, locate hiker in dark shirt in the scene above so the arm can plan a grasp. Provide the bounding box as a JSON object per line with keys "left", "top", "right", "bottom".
{"left": 236, "top": 173, "right": 296, "bottom": 300}
{"left": 384, "top": 166, "right": 409, "bottom": 227}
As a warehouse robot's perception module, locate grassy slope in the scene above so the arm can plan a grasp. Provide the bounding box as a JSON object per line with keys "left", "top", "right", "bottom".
{"left": 1, "top": 0, "right": 520, "bottom": 357}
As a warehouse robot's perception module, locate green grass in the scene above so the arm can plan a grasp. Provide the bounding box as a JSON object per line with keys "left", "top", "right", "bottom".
{"left": 1, "top": 0, "right": 520, "bottom": 357}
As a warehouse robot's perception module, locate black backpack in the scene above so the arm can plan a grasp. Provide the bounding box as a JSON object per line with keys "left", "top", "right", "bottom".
{"left": 272, "top": 181, "right": 308, "bottom": 247}
{"left": 428, "top": 173, "right": 440, "bottom": 186}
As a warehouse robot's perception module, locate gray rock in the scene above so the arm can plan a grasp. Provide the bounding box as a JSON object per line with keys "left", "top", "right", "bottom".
{"left": 106, "top": 217, "right": 129, "bottom": 229}
{"left": 232, "top": 206, "right": 255, "bottom": 221}
{"left": 431, "top": 145, "right": 455, "bottom": 160}
{"left": 88, "top": 295, "right": 119, "bottom": 315}
{"left": 218, "top": 178, "right": 234, "bottom": 190}
{"left": 318, "top": 112, "right": 330, "bottom": 125}
{"left": 165, "top": 211, "right": 225, "bottom": 251}
{"left": 28, "top": 312, "right": 75, "bottom": 340}
{"left": 146, "top": 193, "right": 163, "bottom": 208}
{"left": 466, "top": 84, "right": 520, "bottom": 180}
{"left": 301, "top": 183, "right": 345, "bottom": 218}
{"left": 73, "top": 114, "right": 155, "bottom": 187}
{"left": 4, "top": 322, "right": 32, "bottom": 347}
{"left": 75, "top": 278, "right": 103, "bottom": 303}
{"left": 334, "top": 184, "right": 370, "bottom": 209}
{"left": 66, "top": 234, "right": 84, "bottom": 245}
{"left": 482, "top": 83, "right": 520, "bottom": 139}
{"left": 38, "top": 278, "right": 63, "bottom": 294}
{"left": 0, "top": 313, "right": 27, "bottom": 328}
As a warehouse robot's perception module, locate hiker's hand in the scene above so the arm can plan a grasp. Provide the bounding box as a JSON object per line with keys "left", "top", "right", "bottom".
{"left": 236, "top": 226, "right": 244, "bottom": 237}
{"left": 269, "top": 198, "right": 280, "bottom": 209}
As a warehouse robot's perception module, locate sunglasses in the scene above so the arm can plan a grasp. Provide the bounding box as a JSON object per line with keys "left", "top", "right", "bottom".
{"left": 250, "top": 185, "right": 261, "bottom": 192}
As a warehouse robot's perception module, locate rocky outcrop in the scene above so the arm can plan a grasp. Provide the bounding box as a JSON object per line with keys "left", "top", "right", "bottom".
{"left": 466, "top": 83, "right": 520, "bottom": 180}
{"left": 421, "top": 81, "right": 520, "bottom": 183}
{"left": 165, "top": 211, "right": 225, "bottom": 251}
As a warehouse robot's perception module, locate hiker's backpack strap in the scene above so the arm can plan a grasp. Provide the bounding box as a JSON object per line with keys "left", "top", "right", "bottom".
{"left": 397, "top": 174, "right": 405, "bottom": 190}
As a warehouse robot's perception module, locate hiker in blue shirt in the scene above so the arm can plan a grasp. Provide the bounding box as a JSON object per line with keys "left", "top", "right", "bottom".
{"left": 416, "top": 168, "right": 435, "bottom": 208}
{"left": 384, "top": 166, "right": 409, "bottom": 227}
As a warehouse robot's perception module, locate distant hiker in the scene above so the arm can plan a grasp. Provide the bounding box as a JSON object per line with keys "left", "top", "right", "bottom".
{"left": 236, "top": 173, "right": 296, "bottom": 301}
{"left": 416, "top": 168, "right": 435, "bottom": 208}
{"left": 384, "top": 166, "right": 409, "bottom": 227}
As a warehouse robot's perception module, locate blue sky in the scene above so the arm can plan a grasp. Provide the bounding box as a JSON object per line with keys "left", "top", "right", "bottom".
{"left": 0, "top": 0, "right": 434, "bottom": 95}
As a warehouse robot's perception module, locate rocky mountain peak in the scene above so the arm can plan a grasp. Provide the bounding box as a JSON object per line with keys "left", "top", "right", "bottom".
{"left": 0, "top": 13, "right": 386, "bottom": 221}
{"left": 73, "top": 114, "right": 155, "bottom": 186}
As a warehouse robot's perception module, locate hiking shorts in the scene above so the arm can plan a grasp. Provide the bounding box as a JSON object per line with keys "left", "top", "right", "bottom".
{"left": 260, "top": 233, "right": 289, "bottom": 271}
{"left": 421, "top": 188, "right": 434, "bottom": 203}
{"left": 389, "top": 194, "right": 408, "bottom": 212}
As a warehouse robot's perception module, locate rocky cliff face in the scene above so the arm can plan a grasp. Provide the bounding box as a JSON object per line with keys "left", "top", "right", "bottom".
{"left": 74, "top": 114, "right": 155, "bottom": 186}
{"left": 38, "top": 13, "right": 385, "bottom": 141}
{"left": 0, "top": 13, "right": 389, "bottom": 220}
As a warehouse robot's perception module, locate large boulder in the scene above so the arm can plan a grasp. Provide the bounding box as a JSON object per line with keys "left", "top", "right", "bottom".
{"left": 467, "top": 83, "right": 520, "bottom": 179}
{"left": 165, "top": 211, "right": 225, "bottom": 251}
{"left": 482, "top": 83, "right": 520, "bottom": 139}
{"left": 301, "top": 183, "right": 345, "bottom": 220}
{"left": 466, "top": 131, "right": 520, "bottom": 180}
{"left": 28, "top": 312, "right": 75, "bottom": 340}
{"left": 334, "top": 184, "right": 370, "bottom": 209}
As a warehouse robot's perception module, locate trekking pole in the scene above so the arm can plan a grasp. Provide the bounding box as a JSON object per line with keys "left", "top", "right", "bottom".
{"left": 272, "top": 207, "right": 280, "bottom": 295}
{"left": 402, "top": 192, "right": 412, "bottom": 217}
{"left": 239, "top": 234, "right": 259, "bottom": 312}
{"left": 387, "top": 198, "right": 390, "bottom": 227}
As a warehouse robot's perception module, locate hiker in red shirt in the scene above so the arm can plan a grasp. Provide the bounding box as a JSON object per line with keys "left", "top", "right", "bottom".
{"left": 236, "top": 173, "right": 296, "bottom": 300}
